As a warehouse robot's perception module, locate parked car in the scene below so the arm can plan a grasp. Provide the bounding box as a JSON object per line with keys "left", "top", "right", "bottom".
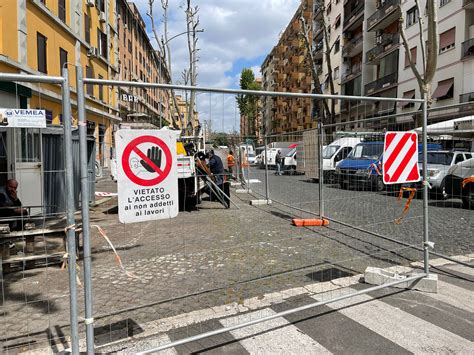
{"left": 418, "top": 151, "right": 473, "bottom": 198}
{"left": 247, "top": 152, "right": 256, "bottom": 165}
{"left": 322, "top": 137, "right": 361, "bottom": 184}
{"left": 444, "top": 157, "right": 474, "bottom": 209}
{"left": 335, "top": 141, "right": 384, "bottom": 190}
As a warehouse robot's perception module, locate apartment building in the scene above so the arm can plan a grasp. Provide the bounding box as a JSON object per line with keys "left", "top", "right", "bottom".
{"left": 0, "top": 0, "right": 120, "bottom": 208}
{"left": 171, "top": 95, "right": 199, "bottom": 134}
{"left": 261, "top": 0, "right": 474, "bottom": 135}
{"left": 260, "top": 0, "right": 314, "bottom": 135}
{"left": 396, "top": 0, "right": 474, "bottom": 127}
{"left": 116, "top": 0, "right": 170, "bottom": 128}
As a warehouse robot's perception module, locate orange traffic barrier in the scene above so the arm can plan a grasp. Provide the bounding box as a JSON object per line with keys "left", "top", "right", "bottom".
{"left": 292, "top": 218, "right": 329, "bottom": 227}
{"left": 461, "top": 176, "right": 474, "bottom": 189}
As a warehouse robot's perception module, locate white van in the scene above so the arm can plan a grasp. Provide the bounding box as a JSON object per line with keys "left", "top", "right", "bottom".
{"left": 322, "top": 137, "right": 361, "bottom": 183}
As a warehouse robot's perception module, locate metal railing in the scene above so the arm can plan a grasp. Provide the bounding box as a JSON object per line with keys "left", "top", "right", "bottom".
{"left": 366, "top": 33, "right": 400, "bottom": 63}
{"left": 342, "top": 34, "right": 363, "bottom": 56}
{"left": 341, "top": 65, "right": 362, "bottom": 83}
{"left": 461, "top": 38, "right": 474, "bottom": 59}
{"left": 343, "top": 2, "right": 364, "bottom": 28}
{"left": 367, "top": 0, "right": 401, "bottom": 30}
{"left": 365, "top": 72, "right": 398, "bottom": 94}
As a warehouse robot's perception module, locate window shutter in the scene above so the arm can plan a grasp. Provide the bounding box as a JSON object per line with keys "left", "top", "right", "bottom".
{"left": 439, "top": 27, "right": 455, "bottom": 49}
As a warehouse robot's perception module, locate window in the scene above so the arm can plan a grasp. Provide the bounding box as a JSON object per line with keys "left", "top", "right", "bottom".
{"left": 334, "top": 39, "right": 340, "bottom": 53}
{"left": 97, "top": 0, "right": 105, "bottom": 12}
{"left": 97, "top": 29, "right": 107, "bottom": 59}
{"left": 84, "top": 14, "right": 91, "bottom": 43}
{"left": 86, "top": 66, "right": 93, "bottom": 96}
{"left": 404, "top": 46, "right": 417, "bottom": 68}
{"left": 334, "top": 66, "right": 339, "bottom": 79}
{"left": 406, "top": 6, "right": 419, "bottom": 27}
{"left": 335, "top": 15, "right": 341, "bottom": 29}
{"left": 454, "top": 154, "right": 464, "bottom": 164}
{"left": 37, "top": 32, "right": 47, "bottom": 73}
{"left": 440, "top": 0, "right": 450, "bottom": 7}
{"left": 439, "top": 27, "right": 455, "bottom": 53}
{"left": 39, "top": 0, "right": 46, "bottom": 4}
{"left": 128, "top": 40, "right": 132, "bottom": 52}
{"left": 98, "top": 74, "right": 104, "bottom": 101}
{"left": 326, "top": 3, "right": 331, "bottom": 14}
{"left": 59, "top": 48, "right": 68, "bottom": 73}
{"left": 400, "top": 90, "right": 415, "bottom": 108}
{"left": 58, "top": 0, "right": 66, "bottom": 23}
{"left": 432, "top": 78, "right": 454, "bottom": 100}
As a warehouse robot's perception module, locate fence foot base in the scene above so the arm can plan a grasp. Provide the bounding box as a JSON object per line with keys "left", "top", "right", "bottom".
{"left": 364, "top": 266, "right": 438, "bottom": 293}
{"left": 235, "top": 189, "right": 252, "bottom": 194}
{"left": 250, "top": 199, "right": 272, "bottom": 205}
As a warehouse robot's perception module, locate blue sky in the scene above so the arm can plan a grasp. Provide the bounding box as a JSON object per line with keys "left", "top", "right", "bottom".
{"left": 134, "top": 0, "right": 301, "bottom": 131}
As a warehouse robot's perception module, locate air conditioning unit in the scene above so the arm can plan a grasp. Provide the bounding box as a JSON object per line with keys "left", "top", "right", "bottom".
{"left": 86, "top": 0, "right": 94, "bottom": 7}
{"left": 99, "top": 11, "right": 106, "bottom": 23}
{"left": 87, "top": 47, "right": 99, "bottom": 58}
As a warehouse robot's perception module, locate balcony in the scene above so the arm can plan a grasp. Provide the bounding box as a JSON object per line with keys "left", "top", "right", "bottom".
{"left": 459, "top": 92, "right": 474, "bottom": 112}
{"left": 365, "top": 72, "right": 398, "bottom": 95}
{"left": 341, "top": 65, "right": 362, "bottom": 83}
{"left": 342, "top": 33, "right": 363, "bottom": 57}
{"left": 461, "top": 38, "right": 474, "bottom": 60}
{"left": 314, "top": 1, "right": 324, "bottom": 19}
{"left": 366, "top": 33, "right": 400, "bottom": 64}
{"left": 367, "top": 0, "right": 401, "bottom": 31}
{"left": 291, "top": 55, "right": 305, "bottom": 65}
{"left": 343, "top": 2, "right": 364, "bottom": 30}
{"left": 463, "top": 0, "right": 474, "bottom": 9}
{"left": 313, "top": 40, "right": 324, "bottom": 59}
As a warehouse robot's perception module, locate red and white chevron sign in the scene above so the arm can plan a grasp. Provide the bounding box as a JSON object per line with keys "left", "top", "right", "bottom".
{"left": 382, "top": 131, "right": 420, "bottom": 184}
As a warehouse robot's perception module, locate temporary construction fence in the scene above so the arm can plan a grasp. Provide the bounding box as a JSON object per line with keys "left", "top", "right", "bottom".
{"left": 0, "top": 69, "right": 472, "bottom": 354}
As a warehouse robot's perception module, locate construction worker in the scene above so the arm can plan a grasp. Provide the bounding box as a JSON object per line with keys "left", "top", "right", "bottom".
{"left": 227, "top": 150, "right": 235, "bottom": 179}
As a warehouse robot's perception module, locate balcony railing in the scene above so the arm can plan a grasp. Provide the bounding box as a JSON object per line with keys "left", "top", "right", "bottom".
{"left": 460, "top": 92, "right": 474, "bottom": 103}
{"left": 366, "top": 33, "right": 400, "bottom": 63}
{"left": 367, "top": 0, "right": 401, "bottom": 30}
{"left": 365, "top": 72, "right": 398, "bottom": 94}
{"left": 463, "top": 0, "right": 474, "bottom": 7}
{"left": 313, "top": 40, "right": 324, "bottom": 54}
{"left": 342, "top": 34, "right": 363, "bottom": 56}
{"left": 343, "top": 2, "right": 364, "bottom": 28}
{"left": 461, "top": 38, "right": 474, "bottom": 59}
{"left": 341, "top": 65, "right": 362, "bottom": 82}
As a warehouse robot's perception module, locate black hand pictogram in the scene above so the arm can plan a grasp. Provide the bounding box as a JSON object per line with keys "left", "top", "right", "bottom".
{"left": 140, "top": 146, "right": 162, "bottom": 172}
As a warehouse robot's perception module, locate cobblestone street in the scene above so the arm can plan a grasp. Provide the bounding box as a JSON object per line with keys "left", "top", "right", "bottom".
{"left": 1, "top": 170, "right": 472, "bottom": 352}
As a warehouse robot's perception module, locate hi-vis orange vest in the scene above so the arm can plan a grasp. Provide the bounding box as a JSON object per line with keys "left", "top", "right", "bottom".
{"left": 227, "top": 154, "right": 235, "bottom": 167}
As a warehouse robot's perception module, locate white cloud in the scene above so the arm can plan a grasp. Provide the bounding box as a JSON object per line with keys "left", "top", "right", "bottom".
{"left": 135, "top": 0, "right": 301, "bottom": 132}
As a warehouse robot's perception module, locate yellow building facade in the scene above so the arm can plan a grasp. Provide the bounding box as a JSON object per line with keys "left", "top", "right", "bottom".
{"left": 0, "top": 0, "right": 120, "bottom": 169}
{"left": 172, "top": 95, "right": 200, "bottom": 134}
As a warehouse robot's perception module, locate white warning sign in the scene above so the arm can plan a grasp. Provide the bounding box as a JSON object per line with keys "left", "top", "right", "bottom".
{"left": 115, "top": 130, "right": 178, "bottom": 223}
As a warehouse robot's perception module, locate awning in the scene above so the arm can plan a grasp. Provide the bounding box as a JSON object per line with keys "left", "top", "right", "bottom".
{"left": 399, "top": 90, "right": 415, "bottom": 107}
{"left": 432, "top": 78, "right": 454, "bottom": 99}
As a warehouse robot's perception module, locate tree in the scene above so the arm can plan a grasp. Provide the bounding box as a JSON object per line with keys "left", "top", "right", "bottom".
{"left": 298, "top": 6, "right": 335, "bottom": 127}
{"left": 399, "top": 0, "right": 438, "bottom": 126}
{"left": 147, "top": 0, "right": 189, "bottom": 130}
{"left": 236, "top": 68, "right": 261, "bottom": 137}
{"left": 185, "top": 0, "right": 200, "bottom": 136}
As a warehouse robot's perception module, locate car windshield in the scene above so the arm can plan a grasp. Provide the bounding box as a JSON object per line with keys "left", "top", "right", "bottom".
{"left": 248, "top": 153, "right": 255, "bottom": 157}
{"left": 419, "top": 152, "right": 453, "bottom": 165}
{"left": 286, "top": 148, "right": 297, "bottom": 157}
{"left": 349, "top": 143, "right": 383, "bottom": 160}
{"left": 323, "top": 145, "right": 340, "bottom": 159}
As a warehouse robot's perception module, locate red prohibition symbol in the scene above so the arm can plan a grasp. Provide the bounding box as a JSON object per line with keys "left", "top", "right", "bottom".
{"left": 122, "top": 135, "right": 173, "bottom": 187}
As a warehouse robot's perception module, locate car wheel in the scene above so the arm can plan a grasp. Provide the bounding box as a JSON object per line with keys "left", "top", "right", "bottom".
{"left": 461, "top": 186, "right": 474, "bottom": 210}
{"left": 328, "top": 171, "right": 337, "bottom": 184}
{"left": 376, "top": 176, "right": 385, "bottom": 192}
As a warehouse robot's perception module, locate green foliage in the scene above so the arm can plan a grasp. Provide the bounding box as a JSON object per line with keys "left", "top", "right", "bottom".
{"left": 236, "top": 68, "right": 261, "bottom": 135}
